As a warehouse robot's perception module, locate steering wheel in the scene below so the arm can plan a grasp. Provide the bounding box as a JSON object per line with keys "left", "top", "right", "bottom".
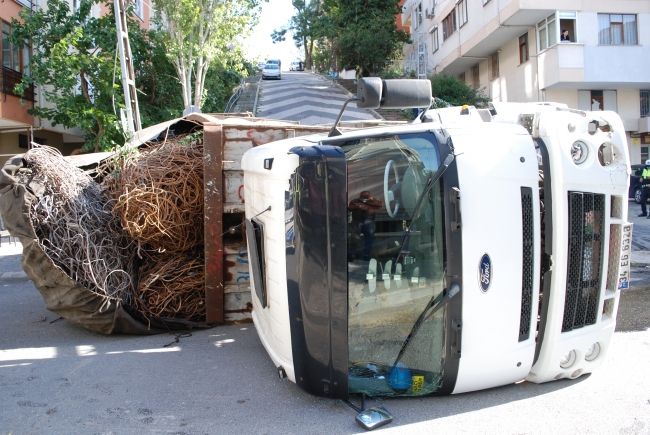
{"left": 384, "top": 160, "right": 400, "bottom": 217}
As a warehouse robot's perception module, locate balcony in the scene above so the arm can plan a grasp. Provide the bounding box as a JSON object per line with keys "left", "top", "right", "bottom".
{"left": 638, "top": 117, "right": 650, "bottom": 134}
{"left": 1, "top": 66, "right": 35, "bottom": 102}
{"left": 539, "top": 43, "right": 650, "bottom": 90}
{"left": 457, "top": 0, "right": 582, "bottom": 62}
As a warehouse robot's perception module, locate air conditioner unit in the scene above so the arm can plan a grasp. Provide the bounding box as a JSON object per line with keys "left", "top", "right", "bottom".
{"left": 425, "top": 7, "right": 434, "bottom": 18}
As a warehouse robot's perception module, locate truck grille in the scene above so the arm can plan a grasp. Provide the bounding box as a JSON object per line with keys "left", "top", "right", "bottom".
{"left": 519, "top": 187, "right": 534, "bottom": 341}
{"left": 562, "top": 192, "right": 605, "bottom": 332}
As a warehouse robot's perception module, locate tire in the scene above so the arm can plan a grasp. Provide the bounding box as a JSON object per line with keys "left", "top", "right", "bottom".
{"left": 635, "top": 188, "right": 642, "bottom": 204}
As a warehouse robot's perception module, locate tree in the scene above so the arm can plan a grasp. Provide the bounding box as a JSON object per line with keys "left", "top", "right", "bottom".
{"left": 10, "top": 0, "right": 252, "bottom": 152}
{"left": 10, "top": 0, "right": 125, "bottom": 152}
{"left": 429, "top": 73, "right": 491, "bottom": 108}
{"left": 272, "top": 0, "right": 322, "bottom": 69}
{"left": 325, "top": 0, "right": 410, "bottom": 77}
{"left": 152, "top": 0, "right": 260, "bottom": 111}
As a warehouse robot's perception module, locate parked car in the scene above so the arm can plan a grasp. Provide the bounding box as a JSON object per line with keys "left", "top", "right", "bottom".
{"left": 257, "top": 62, "right": 266, "bottom": 71}
{"left": 290, "top": 61, "right": 303, "bottom": 71}
{"left": 262, "top": 64, "right": 281, "bottom": 80}
{"left": 630, "top": 164, "right": 646, "bottom": 203}
{"left": 265, "top": 59, "right": 281, "bottom": 70}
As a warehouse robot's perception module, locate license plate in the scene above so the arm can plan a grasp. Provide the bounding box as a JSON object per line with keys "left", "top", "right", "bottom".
{"left": 618, "top": 223, "right": 633, "bottom": 290}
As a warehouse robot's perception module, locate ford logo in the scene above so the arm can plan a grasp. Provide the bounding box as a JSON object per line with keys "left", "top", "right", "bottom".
{"left": 478, "top": 253, "right": 492, "bottom": 293}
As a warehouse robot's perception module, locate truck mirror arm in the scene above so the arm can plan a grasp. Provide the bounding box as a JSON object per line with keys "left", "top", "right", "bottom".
{"left": 329, "top": 98, "right": 362, "bottom": 137}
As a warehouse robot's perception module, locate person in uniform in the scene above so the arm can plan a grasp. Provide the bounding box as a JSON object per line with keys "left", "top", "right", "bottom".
{"left": 638, "top": 159, "right": 650, "bottom": 218}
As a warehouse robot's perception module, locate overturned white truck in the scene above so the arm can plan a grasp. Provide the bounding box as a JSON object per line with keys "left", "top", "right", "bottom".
{"left": 241, "top": 78, "right": 631, "bottom": 404}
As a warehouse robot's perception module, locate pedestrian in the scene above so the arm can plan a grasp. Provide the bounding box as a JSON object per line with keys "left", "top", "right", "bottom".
{"left": 561, "top": 29, "right": 570, "bottom": 42}
{"left": 638, "top": 159, "right": 650, "bottom": 218}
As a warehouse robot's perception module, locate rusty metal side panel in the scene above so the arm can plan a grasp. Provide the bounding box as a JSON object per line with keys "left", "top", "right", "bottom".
{"left": 204, "top": 124, "right": 224, "bottom": 325}
{"left": 222, "top": 125, "right": 330, "bottom": 170}
{"left": 224, "top": 291, "right": 253, "bottom": 323}
{"left": 205, "top": 121, "right": 330, "bottom": 324}
{"left": 225, "top": 171, "right": 244, "bottom": 204}
{"left": 224, "top": 244, "right": 250, "bottom": 286}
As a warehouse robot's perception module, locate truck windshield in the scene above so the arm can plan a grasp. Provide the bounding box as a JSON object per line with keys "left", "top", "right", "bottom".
{"left": 341, "top": 133, "right": 446, "bottom": 397}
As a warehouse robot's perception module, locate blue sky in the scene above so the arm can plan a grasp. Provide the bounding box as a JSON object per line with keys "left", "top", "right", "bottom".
{"left": 243, "top": 0, "right": 303, "bottom": 69}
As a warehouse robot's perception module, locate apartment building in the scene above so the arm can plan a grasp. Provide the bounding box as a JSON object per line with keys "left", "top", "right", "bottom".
{"left": 400, "top": 0, "right": 650, "bottom": 164}
{"left": 0, "top": 0, "right": 151, "bottom": 166}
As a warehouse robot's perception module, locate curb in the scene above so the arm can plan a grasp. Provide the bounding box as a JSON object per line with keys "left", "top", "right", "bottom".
{"left": 252, "top": 76, "right": 263, "bottom": 117}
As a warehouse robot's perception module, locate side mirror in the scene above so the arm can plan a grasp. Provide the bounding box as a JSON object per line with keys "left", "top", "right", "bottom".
{"left": 355, "top": 406, "right": 394, "bottom": 431}
{"left": 356, "top": 78, "right": 432, "bottom": 110}
{"left": 356, "top": 78, "right": 383, "bottom": 109}
{"left": 381, "top": 79, "right": 432, "bottom": 109}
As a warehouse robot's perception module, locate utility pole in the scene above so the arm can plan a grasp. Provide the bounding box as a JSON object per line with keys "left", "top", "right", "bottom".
{"left": 114, "top": 0, "right": 141, "bottom": 138}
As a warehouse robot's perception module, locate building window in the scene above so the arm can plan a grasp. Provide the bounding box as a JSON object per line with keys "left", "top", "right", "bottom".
{"left": 598, "top": 14, "right": 637, "bottom": 45}
{"left": 457, "top": 0, "right": 468, "bottom": 27}
{"left": 642, "top": 147, "right": 649, "bottom": 163}
{"left": 133, "top": 0, "right": 145, "bottom": 19}
{"left": 442, "top": 10, "right": 457, "bottom": 41}
{"left": 489, "top": 52, "right": 499, "bottom": 81}
{"left": 418, "top": 42, "right": 427, "bottom": 77}
{"left": 431, "top": 26, "right": 439, "bottom": 52}
{"left": 519, "top": 33, "right": 529, "bottom": 64}
{"left": 578, "top": 90, "right": 617, "bottom": 112}
{"left": 559, "top": 11, "right": 577, "bottom": 43}
{"left": 2, "top": 22, "right": 22, "bottom": 72}
{"left": 537, "top": 13, "right": 557, "bottom": 51}
{"left": 641, "top": 90, "right": 650, "bottom": 118}
{"left": 472, "top": 64, "right": 480, "bottom": 88}
{"left": 413, "top": 3, "right": 423, "bottom": 30}
{"left": 590, "top": 90, "right": 604, "bottom": 111}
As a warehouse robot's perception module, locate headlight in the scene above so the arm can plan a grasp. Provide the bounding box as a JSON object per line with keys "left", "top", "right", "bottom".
{"left": 585, "top": 342, "right": 601, "bottom": 361}
{"left": 560, "top": 350, "right": 577, "bottom": 368}
{"left": 570, "top": 141, "right": 588, "bottom": 164}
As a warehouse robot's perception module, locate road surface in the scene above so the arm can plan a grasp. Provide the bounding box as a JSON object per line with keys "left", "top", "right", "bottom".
{"left": 256, "top": 72, "right": 377, "bottom": 126}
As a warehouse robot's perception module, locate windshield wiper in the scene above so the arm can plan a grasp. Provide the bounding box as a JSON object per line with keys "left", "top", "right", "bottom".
{"left": 392, "top": 283, "right": 461, "bottom": 368}
{"left": 395, "top": 153, "right": 455, "bottom": 264}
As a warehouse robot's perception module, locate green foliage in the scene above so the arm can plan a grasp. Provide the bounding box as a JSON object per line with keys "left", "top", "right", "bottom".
{"left": 276, "top": 0, "right": 409, "bottom": 76}
{"left": 323, "top": 0, "right": 410, "bottom": 77}
{"left": 376, "top": 64, "right": 408, "bottom": 79}
{"left": 10, "top": 0, "right": 124, "bottom": 152}
{"left": 429, "top": 73, "right": 491, "bottom": 108}
{"left": 152, "top": 0, "right": 261, "bottom": 109}
{"left": 10, "top": 0, "right": 254, "bottom": 152}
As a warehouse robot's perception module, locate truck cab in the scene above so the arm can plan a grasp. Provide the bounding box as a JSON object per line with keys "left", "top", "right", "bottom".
{"left": 241, "top": 79, "right": 631, "bottom": 400}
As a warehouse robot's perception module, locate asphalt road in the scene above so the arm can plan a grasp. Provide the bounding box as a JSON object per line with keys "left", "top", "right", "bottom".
{"left": 0, "top": 210, "right": 649, "bottom": 434}
{"left": 256, "top": 72, "right": 376, "bottom": 126}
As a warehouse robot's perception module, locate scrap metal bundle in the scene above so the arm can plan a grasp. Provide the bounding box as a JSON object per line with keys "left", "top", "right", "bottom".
{"left": 135, "top": 250, "right": 205, "bottom": 320}
{"left": 112, "top": 140, "right": 204, "bottom": 253}
{"left": 110, "top": 134, "right": 206, "bottom": 320}
{"left": 25, "top": 145, "right": 135, "bottom": 304}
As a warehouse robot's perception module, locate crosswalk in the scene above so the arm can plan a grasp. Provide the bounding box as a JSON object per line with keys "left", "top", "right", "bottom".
{"left": 256, "top": 72, "right": 377, "bottom": 126}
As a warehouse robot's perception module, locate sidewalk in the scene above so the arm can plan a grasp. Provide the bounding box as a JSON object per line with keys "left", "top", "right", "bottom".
{"left": 231, "top": 72, "right": 262, "bottom": 114}
{"left": 0, "top": 239, "right": 26, "bottom": 279}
